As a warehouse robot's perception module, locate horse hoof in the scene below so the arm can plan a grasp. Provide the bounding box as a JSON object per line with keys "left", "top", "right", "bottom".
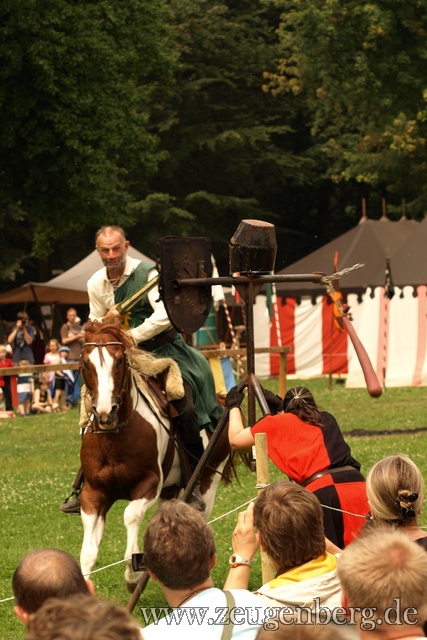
{"left": 126, "top": 580, "right": 138, "bottom": 594}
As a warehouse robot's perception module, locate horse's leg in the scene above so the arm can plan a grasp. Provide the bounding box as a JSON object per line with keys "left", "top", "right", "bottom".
{"left": 203, "top": 459, "right": 228, "bottom": 518}
{"left": 79, "top": 488, "right": 111, "bottom": 577}
{"left": 199, "top": 427, "right": 230, "bottom": 519}
{"left": 120, "top": 470, "right": 162, "bottom": 588}
{"left": 123, "top": 494, "right": 159, "bottom": 588}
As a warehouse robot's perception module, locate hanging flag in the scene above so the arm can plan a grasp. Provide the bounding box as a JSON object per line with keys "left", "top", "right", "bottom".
{"left": 265, "top": 283, "right": 273, "bottom": 319}
{"left": 384, "top": 257, "right": 395, "bottom": 299}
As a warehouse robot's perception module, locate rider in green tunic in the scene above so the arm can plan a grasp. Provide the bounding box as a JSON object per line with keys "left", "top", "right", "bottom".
{"left": 114, "top": 262, "right": 223, "bottom": 436}
{"left": 60, "top": 226, "right": 222, "bottom": 514}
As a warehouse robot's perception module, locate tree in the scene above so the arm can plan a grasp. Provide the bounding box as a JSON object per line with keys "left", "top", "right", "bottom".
{"left": 0, "top": 0, "right": 175, "bottom": 280}
{"left": 265, "top": 0, "right": 427, "bottom": 218}
{"left": 134, "top": 0, "right": 316, "bottom": 272}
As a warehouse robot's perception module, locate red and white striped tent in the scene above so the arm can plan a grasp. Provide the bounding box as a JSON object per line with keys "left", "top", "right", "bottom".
{"left": 252, "top": 215, "right": 427, "bottom": 388}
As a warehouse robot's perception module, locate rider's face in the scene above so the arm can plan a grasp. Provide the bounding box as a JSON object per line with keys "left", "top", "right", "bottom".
{"left": 96, "top": 232, "right": 129, "bottom": 275}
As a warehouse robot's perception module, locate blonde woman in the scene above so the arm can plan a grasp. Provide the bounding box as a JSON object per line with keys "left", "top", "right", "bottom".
{"left": 365, "top": 453, "right": 427, "bottom": 547}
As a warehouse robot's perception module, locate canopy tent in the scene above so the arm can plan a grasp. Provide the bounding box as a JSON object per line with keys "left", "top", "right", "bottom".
{"left": 274, "top": 216, "right": 423, "bottom": 297}
{"left": 252, "top": 216, "right": 427, "bottom": 388}
{"left": 0, "top": 247, "right": 155, "bottom": 305}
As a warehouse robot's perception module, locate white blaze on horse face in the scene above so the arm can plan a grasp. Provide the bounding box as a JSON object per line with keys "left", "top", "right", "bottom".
{"left": 88, "top": 347, "right": 116, "bottom": 416}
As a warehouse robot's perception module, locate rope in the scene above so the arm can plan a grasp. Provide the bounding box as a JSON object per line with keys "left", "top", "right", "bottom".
{"left": 321, "top": 263, "right": 365, "bottom": 318}
{"left": 321, "top": 263, "right": 365, "bottom": 286}
{"left": 2, "top": 491, "right": 425, "bottom": 605}
{"left": 222, "top": 300, "right": 245, "bottom": 375}
{"left": 321, "top": 503, "right": 366, "bottom": 519}
{"left": 271, "top": 283, "right": 282, "bottom": 348}
{"left": 85, "top": 557, "right": 132, "bottom": 577}
{"left": 207, "top": 498, "right": 256, "bottom": 524}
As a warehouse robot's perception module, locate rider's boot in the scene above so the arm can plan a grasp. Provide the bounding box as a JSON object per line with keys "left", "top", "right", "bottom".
{"left": 171, "top": 380, "right": 207, "bottom": 511}
{"left": 60, "top": 466, "right": 84, "bottom": 515}
{"left": 60, "top": 492, "right": 81, "bottom": 515}
{"left": 60, "top": 412, "right": 89, "bottom": 515}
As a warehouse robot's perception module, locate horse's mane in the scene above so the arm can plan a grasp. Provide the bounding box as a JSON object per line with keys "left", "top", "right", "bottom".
{"left": 84, "top": 319, "right": 135, "bottom": 350}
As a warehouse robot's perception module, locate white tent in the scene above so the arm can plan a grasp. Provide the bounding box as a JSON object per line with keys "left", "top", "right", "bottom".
{"left": 251, "top": 216, "right": 427, "bottom": 388}
{"left": 0, "top": 247, "right": 154, "bottom": 305}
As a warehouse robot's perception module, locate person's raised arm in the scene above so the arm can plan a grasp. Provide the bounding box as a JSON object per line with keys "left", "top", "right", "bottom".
{"left": 223, "top": 502, "right": 259, "bottom": 590}
{"left": 23, "top": 325, "right": 34, "bottom": 345}
{"left": 7, "top": 324, "right": 19, "bottom": 344}
{"left": 325, "top": 537, "right": 342, "bottom": 555}
{"left": 225, "top": 387, "right": 255, "bottom": 451}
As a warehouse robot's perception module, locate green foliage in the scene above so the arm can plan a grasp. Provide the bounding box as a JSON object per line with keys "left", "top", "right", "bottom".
{"left": 0, "top": 0, "right": 175, "bottom": 276}
{"left": 266, "top": 0, "right": 427, "bottom": 214}
{"left": 140, "top": 0, "right": 312, "bottom": 268}
{"left": 2, "top": 0, "right": 427, "bottom": 287}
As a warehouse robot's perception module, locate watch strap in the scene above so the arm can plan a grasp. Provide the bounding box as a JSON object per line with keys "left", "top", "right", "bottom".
{"left": 229, "top": 553, "right": 252, "bottom": 568}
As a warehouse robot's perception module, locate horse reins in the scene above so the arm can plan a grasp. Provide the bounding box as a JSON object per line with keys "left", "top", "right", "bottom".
{"left": 81, "top": 341, "right": 132, "bottom": 433}
{"left": 81, "top": 341, "right": 229, "bottom": 480}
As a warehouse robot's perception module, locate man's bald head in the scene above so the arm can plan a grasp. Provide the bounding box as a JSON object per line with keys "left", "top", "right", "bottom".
{"left": 12, "top": 548, "right": 92, "bottom": 622}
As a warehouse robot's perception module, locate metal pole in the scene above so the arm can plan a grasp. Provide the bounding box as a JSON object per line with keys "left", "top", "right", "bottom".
{"left": 245, "top": 281, "right": 256, "bottom": 427}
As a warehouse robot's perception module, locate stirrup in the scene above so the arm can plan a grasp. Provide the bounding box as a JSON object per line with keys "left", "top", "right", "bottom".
{"left": 59, "top": 490, "right": 81, "bottom": 515}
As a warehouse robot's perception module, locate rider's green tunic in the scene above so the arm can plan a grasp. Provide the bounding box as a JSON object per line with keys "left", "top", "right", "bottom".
{"left": 114, "top": 263, "right": 223, "bottom": 432}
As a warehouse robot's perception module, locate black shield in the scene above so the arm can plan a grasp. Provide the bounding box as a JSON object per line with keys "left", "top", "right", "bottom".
{"left": 157, "top": 236, "right": 213, "bottom": 334}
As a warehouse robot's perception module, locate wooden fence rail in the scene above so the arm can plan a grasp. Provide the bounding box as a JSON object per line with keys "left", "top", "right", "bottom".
{"left": 2, "top": 345, "right": 291, "bottom": 395}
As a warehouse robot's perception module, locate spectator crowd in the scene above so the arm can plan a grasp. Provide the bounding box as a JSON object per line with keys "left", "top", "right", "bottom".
{"left": 6, "top": 452, "right": 427, "bottom": 640}
{"left": 0, "top": 307, "right": 85, "bottom": 417}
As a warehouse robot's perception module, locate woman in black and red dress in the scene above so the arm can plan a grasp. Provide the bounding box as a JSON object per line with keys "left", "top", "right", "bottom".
{"left": 227, "top": 385, "right": 368, "bottom": 548}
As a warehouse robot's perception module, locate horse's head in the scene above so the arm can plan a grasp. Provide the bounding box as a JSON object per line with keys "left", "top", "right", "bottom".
{"left": 81, "top": 320, "right": 134, "bottom": 430}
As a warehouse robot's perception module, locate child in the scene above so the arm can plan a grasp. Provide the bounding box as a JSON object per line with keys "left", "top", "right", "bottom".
{"left": 43, "top": 339, "right": 68, "bottom": 412}
{"left": 0, "top": 344, "right": 14, "bottom": 411}
{"left": 31, "top": 379, "right": 56, "bottom": 414}
{"left": 17, "top": 359, "right": 34, "bottom": 417}
{"left": 58, "top": 346, "right": 75, "bottom": 408}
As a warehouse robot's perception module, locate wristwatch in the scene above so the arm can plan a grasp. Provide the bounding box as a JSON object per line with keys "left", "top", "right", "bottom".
{"left": 228, "top": 554, "right": 252, "bottom": 568}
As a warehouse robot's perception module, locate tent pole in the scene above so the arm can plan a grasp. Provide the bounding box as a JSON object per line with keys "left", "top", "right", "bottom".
{"left": 29, "top": 285, "right": 50, "bottom": 340}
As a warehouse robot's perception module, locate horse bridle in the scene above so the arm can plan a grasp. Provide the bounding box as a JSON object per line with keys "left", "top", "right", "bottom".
{"left": 81, "top": 341, "right": 132, "bottom": 432}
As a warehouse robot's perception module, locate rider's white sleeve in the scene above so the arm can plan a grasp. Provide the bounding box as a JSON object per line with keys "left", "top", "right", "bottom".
{"left": 129, "top": 274, "right": 173, "bottom": 343}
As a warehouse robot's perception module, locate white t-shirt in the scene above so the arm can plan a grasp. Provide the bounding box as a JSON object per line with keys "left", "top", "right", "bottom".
{"left": 141, "top": 587, "right": 266, "bottom": 640}
{"left": 87, "top": 256, "right": 171, "bottom": 343}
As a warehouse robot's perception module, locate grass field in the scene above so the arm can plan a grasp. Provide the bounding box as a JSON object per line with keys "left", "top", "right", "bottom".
{"left": 1, "top": 376, "right": 427, "bottom": 639}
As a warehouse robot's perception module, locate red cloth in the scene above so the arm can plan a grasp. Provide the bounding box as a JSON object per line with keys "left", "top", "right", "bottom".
{"left": 251, "top": 413, "right": 331, "bottom": 482}
{"left": 251, "top": 412, "right": 369, "bottom": 548}
{"left": 0, "top": 357, "right": 13, "bottom": 387}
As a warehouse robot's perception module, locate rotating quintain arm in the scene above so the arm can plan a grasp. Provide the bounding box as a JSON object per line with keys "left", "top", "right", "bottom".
{"left": 324, "top": 260, "right": 382, "bottom": 398}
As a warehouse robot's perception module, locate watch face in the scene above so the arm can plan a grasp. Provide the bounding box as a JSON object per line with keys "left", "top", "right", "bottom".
{"left": 229, "top": 554, "right": 251, "bottom": 567}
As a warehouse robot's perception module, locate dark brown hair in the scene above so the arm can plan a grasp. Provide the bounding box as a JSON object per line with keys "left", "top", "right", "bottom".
{"left": 282, "top": 386, "right": 323, "bottom": 427}
{"left": 143, "top": 500, "right": 216, "bottom": 590}
{"left": 26, "top": 594, "right": 143, "bottom": 640}
{"left": 254, "top": 481, "right": 325, "bottom": 571}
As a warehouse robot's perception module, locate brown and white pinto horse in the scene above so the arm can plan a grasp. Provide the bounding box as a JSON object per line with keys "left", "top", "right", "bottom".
{"left": 79, "top": 320, "right": 232, "bottom": 588}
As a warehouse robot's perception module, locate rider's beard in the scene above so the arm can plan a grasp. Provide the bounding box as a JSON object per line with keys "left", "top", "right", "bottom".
{"left": 103, "top": 255, "right": 126, "bottom": 276}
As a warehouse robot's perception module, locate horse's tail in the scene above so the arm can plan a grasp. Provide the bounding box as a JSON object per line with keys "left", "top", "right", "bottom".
{"left": 221, "top": 450, "right": 253, "bottom": 485}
